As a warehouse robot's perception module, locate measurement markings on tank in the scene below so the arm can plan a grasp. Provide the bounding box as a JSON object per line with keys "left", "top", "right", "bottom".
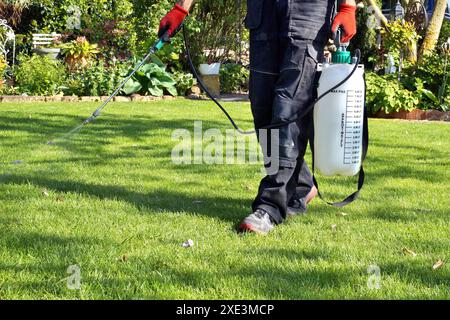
{"left": 344, "top": 90, "right": 364, "bottom": 165}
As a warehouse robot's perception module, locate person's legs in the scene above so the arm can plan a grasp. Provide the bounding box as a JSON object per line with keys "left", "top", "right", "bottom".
{"left": 285, "top": 89, "right": 320, "bottom": 216}
{"left": 286, "top": 112, "right": 314, "bottom": 208}
{"left": 249, "top": 42, "right": 320, "bottom": 224}
{"left": 282, "top": 0, "right": 336, "bottom": 215}
{"left": 241, "top": 0, "right": 334, "bottom": 231}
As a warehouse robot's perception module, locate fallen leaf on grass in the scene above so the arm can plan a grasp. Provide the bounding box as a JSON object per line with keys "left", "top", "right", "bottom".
{"left": 118, "top": 255, "right": 128, "bottom": 263}
{"left": 432, "top": 260, "right": 444, "bottom": 271}
{"left": 402, "top": 247, "right": 417, "bottom": 257}
{"left": 336, "top": 212, "right": 348, "bottom": 217}
{"left": 413, "top": 208, "right": 432, "bottom": 214}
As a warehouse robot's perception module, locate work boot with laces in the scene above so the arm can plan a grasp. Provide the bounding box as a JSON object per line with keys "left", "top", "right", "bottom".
{"left": 238, "top": 209, "right": 276, "bottom": 235}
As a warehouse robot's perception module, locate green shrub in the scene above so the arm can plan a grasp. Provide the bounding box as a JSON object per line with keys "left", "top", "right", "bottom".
{"left": 366, "top": 72, "right": 419, "bottom": 114}
{"left": 381, "top": 20, "right": 420, "bottom": 57}
{"left": 14, "top": 54, "right": 66, "bottom": 96}
{"left": 188, "top": 0, "right": 246, "bottom": 64}
{"left": 131, "top": 0, "right": 175, "bottom": 57}
{"left": 122, "top": 62, "right": 177, "bottom": 97}
{"left": 366, "top": 69, "right": 449, "bottom": 114}
{"left": 62, "top": 58, "right": 130, "bottom": 96}
{"left": 172, "top": 71, "right": 196, "bottom": 96}
{"left": 87, "top": 17, "right": 137, "bottom": 59}
{"left": 219, "top": 63, "right": 249, "bottom": 94}
{"left": 414, "top": 52, "right": 450, "bottom": 105}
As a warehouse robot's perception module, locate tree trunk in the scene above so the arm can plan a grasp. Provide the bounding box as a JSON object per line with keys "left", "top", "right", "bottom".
{"left": 364, "top": 0, "right": 389, "bottom": 28}
{"left": 420, "top": 0, "right": 448, "bottom": 58}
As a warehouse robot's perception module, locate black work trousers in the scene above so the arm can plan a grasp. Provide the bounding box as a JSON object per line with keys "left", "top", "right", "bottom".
{"left": 246, "top": 0, "right": 335, "bottom": 224}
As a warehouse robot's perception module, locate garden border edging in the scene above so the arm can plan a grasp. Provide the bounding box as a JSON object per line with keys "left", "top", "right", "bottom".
{"left": 372, "top": 109, "right": 449, "bottom": 121}
{"left": 0, "top": 95, "right": 176, "bottom": 103}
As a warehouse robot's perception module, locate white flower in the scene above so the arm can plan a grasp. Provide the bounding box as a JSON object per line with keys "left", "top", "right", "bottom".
{"left": 6, "top": 31, "right": 15, "bottom": 41}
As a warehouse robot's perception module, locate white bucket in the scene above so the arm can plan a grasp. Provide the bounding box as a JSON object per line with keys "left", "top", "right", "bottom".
{"left": 199, "top": 63, "right": 221, "bottom": 75}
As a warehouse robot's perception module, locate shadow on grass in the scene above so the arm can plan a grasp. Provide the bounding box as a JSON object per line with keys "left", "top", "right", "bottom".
{"left": 0, "top": 111, "right": 241, "bottom": 142}
{"left": 0, "top": 174, "right": 249, "bottom": 223}
{"left": 1, "top": 110, "right": 448, "bottom": 223}
{"left": 380, "top": 261, "right": 450, "bottom": 289}
{"left": 0, "top": 112, "right": 251, "bottom": 167}
{"left": 247, "top": 247, "right": 333, "bottom": 261}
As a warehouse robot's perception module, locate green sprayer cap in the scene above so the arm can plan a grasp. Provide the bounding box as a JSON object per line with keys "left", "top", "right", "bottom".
{"left": 332, "top": 49, "right": 351, "bottom": 64}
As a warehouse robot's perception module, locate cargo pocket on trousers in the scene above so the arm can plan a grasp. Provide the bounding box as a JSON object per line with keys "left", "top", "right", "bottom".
{"left": 273, "top": 42, "right": 319, "bottom": 122}
{"left": 297, "top": 43, "right": 319, "bottom": 98}
{"left": 245, "top": 0, "right": 264, "bottom": 29}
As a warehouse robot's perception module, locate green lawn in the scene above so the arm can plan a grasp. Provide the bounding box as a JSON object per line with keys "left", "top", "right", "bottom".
{"left": 0, "top": 99, "right": 449, "bottom": 300}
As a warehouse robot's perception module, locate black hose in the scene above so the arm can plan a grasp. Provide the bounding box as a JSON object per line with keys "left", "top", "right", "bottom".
{"left": 182, "top": 25, "right": 361, "bottom": 133}
{"left": 183, "top": 26, "right": 255, "bottom": 135}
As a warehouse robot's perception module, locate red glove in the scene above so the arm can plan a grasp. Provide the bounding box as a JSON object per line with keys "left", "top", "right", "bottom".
{"left": 158, "top": 4, "right": 189, "bottom": 38}
{"left": 331, "top": 4, "right": 357, "bottom": 43}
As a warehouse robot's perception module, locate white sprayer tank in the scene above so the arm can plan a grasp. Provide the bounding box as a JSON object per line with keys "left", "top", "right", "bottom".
{"left": 314, "top": 62, "right": 365, "bottom": 176}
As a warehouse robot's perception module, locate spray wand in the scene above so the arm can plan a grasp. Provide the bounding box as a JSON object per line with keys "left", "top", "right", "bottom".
{"left": 82, "top": 33, "right": 169, "bottom": 126}
{"left": 49, "top": 33, "right": 169, "bottom": 144}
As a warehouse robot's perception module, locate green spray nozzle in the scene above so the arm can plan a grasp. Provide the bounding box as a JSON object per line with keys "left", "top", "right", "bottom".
{"left": 154, "top": 24, "right": 184, "bottom": 52}
{"left": 154, "top": 30, "right": 170, "bottom": 52}
{"left": 155, "top": 38, "right": 165, "bottom": 51}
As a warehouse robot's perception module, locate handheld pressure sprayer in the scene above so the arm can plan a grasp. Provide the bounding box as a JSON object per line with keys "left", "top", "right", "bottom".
{"left": 311, "top": 30, "right": 368, "bottom": 207}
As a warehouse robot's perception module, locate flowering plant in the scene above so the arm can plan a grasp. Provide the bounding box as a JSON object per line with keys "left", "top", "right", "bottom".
{"left": 60, "top": 36, "right": 99, "bottom": 70}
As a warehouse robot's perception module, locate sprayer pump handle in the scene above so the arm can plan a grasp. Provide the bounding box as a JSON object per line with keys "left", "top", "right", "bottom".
{"left": 334, "top": 28, "right": 350, "bottom": 49}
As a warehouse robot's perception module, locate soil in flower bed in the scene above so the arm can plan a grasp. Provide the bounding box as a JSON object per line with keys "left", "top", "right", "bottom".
{"left": 373, "top": 109, "right": 449, "bottom": 121}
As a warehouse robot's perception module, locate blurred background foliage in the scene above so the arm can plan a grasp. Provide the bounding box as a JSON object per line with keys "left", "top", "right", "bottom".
{"left": 0, "top": 0, "right": 448, "bottom": 111}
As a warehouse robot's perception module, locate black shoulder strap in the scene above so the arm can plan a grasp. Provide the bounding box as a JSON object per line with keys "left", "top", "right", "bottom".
{"left": 309, "top": 75, "right": 369, "bottom": 207}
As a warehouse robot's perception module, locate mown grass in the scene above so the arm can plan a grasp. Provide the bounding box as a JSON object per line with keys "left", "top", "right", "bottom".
{"left": 0, "top": 99, "right": 448, "bottom": 299}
